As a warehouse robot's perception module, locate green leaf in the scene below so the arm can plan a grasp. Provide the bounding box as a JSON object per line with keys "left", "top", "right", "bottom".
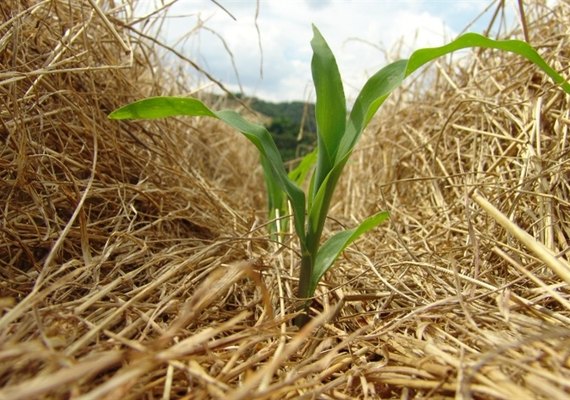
{"left": 261, "top": 155, "right": 288, "bottom": 241}
{"left": 308, "top": 210, "right": 389, "bottom": 297}
{"left": 306, "top": 152, "right": 349, "bottom": 255}
{"left": 405, "top": 33, "right": 570, "bottom": 91}
{"left": 109, "top": 96, "right": 216, "bottom": 119}
{"left": 217, "top": 110, "right": 307, "bottom": 244}
{"left": 310, "top": 25, "right": 347, "bottom": 199}
{"left": 110, "top": 97, "right": 307, "bottom": 246}
{"left": 288, "top": 149, "right": 317, "bottom": 187}
{"left": 338, "top": 33, "right": 570, "bottom": 164}
{"left": 338, "top": 60, "right": 407, "bottom": 162}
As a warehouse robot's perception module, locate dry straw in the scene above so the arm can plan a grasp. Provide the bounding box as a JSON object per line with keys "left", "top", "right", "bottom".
{"left": 1, "top": 1, "right": 569, "bottom": 399}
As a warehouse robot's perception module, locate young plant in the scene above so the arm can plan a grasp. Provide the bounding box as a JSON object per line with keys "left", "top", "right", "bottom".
{"left": 110, "top": 26, "right": 570, "bottom": 327}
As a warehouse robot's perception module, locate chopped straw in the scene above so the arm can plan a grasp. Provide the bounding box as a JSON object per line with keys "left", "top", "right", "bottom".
{"left": 1, "top": 1, "right": 569, "bottom": 399}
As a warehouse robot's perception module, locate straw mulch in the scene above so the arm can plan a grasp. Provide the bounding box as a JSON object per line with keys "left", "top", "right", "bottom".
{"left": 1, "top": 1, "right": 569, "bottom": 399}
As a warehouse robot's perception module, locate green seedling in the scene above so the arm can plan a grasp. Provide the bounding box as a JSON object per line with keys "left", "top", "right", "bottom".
{"left": 110, "top": 26, "right": 570, "bottom": 327}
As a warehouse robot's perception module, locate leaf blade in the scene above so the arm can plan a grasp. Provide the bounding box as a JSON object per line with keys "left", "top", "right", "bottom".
{"left": 109, "top": 97, "right": 307, "bottom": 246}
{"left": 405, "top": 32, "right": 570, "bottom": 92}
{"left": 308, "top": 210, "right": 389, "bottom": 297}
{"left": 216, "top": 110, "right": 307, "bottom": 244}
{"left": 306, "top": 152, "right": 349, "bottom": 255}
{"left": 288, "top": 149, "right": 317, "bottom": 187}
{"left": 109, "top": 96, "right": 217, "bottom": 119}
{"left": 310, "top": 25, "right": 347, "bottom": 198}
{"left": 338, "top": 33, "right": 570, "bottom": 164}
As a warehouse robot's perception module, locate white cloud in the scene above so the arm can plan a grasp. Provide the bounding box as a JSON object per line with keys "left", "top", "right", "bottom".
{"left": 141, "top": 0, "right": 497, "bottom": 102}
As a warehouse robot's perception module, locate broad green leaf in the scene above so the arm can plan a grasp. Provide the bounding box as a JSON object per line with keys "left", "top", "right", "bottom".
{"left": 338, "top": 60, "right": 407, "bottom": 162}
{"left": 216, "top": 110, "right": 307, "bottom": 245}
{"left": 306, "top": 152, "right": 350, "bottom": 255}
{"left": 308, "top": 210, "right": 389, "bottom": 297}
{"left": 109, "top": 96, "right": 216, "bottom": 119}
{"left": 261, "top": 155, "right": 288, "bottom": 241}
{"left": 405, "top": 33, "right": 570, "bottom": 90}
{"left": 110, "top": 97, "right": 307, "bottom": 246}
{"left": 306, "top": 169, "right": 316, "bottom": 211}
{"left": 288, "top": 149, "right": 317, "bottom": 187}
{"left": 310, "top": 25, "right": 347, "bottom": 199}
{"left": 338, "top": 33, "right": 570, "bottom": 164}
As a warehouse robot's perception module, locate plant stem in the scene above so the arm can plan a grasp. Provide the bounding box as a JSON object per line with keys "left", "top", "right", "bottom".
{"left": 294, "top": 253, "right": 313, "bottom": 327}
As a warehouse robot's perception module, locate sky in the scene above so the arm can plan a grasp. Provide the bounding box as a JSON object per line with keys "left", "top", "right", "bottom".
{"left": 137, "top": 0, "right": 521, "bottom": 103}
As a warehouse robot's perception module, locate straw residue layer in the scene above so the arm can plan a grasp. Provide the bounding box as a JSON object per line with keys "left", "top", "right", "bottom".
{"left": 1, "top": 1, "right": 569, "bottom": 399}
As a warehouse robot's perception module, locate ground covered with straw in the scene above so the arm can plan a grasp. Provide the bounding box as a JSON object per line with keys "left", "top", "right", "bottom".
{"left": 1, "top": 1, "right": 569, "bottom": 399}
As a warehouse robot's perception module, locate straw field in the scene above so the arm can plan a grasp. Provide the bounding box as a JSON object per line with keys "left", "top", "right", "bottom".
{"left": 1, "top": 1, "right": 569, "bottom": 399}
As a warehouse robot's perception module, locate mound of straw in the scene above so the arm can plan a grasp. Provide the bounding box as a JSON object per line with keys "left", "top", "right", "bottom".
{"left": 1, "top": 1, "right": 569, "bottom": 399}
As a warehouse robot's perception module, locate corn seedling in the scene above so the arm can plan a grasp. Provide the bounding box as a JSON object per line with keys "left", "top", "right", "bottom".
{"left": 110, "top": 26, "right": 570, "bottom": 327}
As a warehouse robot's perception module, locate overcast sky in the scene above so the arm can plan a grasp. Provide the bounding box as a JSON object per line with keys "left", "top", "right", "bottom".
{"left": 139, "top": 0, "right": 521, "bottom": 102}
